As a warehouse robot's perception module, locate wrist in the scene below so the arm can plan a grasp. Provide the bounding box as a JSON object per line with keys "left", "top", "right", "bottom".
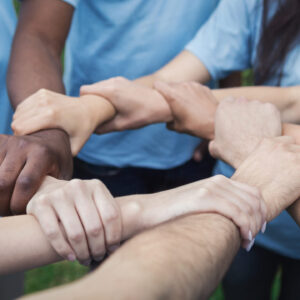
{"left": 80, "top": 95, "right": 116, "bottom": 131}
{"left": 117, "top": 195, "right": 144, "bottom": 240}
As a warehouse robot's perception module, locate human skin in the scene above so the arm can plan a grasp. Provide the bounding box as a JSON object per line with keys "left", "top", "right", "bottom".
{"left": 0, "top": 175, "right": 264, "bottom": 275}
{"left": 12, "top": 90, "right": 116, "bottom": 155}
{"left": 25, "top": 174, "right": 265, "bottom": 265}
{"left": 7, "top": 0, "right": 300, "bottom": 216}
{"left": 210, "top": 98, "right": 300, "bottom": 225}
{"left": 19, "top": 137, "right": 300, "bottom": 299}
{"left": 3, "top": 0, "right": 75, "bottom": 215}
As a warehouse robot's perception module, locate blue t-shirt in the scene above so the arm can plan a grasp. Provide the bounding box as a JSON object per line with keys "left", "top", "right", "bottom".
{"left": 0, "top": 0, "right": 15, "bottom": 135}
{"left": 186, "top": 0, "right": 300, "bottom": 259}
{"left": 63, "top": 0, "right": 220, "bottom": 169}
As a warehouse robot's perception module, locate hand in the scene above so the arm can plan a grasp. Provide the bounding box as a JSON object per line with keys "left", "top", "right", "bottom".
{"left": 209, "top": 97, "right": 282, "bottom": 168}
{"left": 140, "top": 175, "right": 266, "bottom": 251}
{"left": 80, "top": 76, "right": 172, "bottom": 133}
{"left": 0, "top": 130, "right": 72, "bottom": 216}
{"left": 233, "top": 136, "right": 300, "bottom": 221}
{"left": 27, "top": 176, "right": 122, "bottom": 265}
{"left": 154, "top": 81, "right": 218, "bottom": 139}
{"left": 12, "top": 89, "right": 116, "bottom": 155}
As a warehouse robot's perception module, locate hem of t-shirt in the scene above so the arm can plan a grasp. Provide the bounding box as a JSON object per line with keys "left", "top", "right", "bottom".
{"left": 76, "top": 152, "right": 194, "bottom": 170}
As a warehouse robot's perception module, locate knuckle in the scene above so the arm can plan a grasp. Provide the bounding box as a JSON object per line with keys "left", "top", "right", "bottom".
{"left": 198, "top": 186, "right": 211, "bottom": 198}
{"left": 103, "top": 209, "right": 119, "bottom": 225}
{"left": 55, "top": 246, "right": 70, "bottom": 258}
{"left": 45, "top": 228, "right": 60, "bottom": 240}
{"left": 17, "top": 175, "right": 34, "bottom": 192}
{"left": 10, "top": 202, "right": 25, "bottom": 215}
{"left": 69, "top": 232, "right": 84, "bottom": 244}
{"left": 69, "top": 178, "right": 84, "bottom": 188}
{"left": 264, "top": 102, "right": 277, "bottom": 113}
{"left": 0, "top": 178, "right": 10, "bottom": 191}
{"left": 36, "top": 144, "right": 53, "bottom": 157}
{"left": 87, "top": 224, "right": 103, "bottom": 238}
{"left": 45, "top": 108, "right": 57, "bottom": 119}
{"left": 90, "top": 179, "right": 102, "bottom": 188}
{"left": 212, "top": 175, "right": 226, "bottom": 184}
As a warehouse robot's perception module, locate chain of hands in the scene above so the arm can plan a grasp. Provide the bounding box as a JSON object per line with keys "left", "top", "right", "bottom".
{"left": 4, "top": 77, "right": 300, "bottom": 265}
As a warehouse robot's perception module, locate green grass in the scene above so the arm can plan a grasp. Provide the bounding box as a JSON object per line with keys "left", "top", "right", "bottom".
{"left": 25, "top": 262, "right": 281, "bottom": 299}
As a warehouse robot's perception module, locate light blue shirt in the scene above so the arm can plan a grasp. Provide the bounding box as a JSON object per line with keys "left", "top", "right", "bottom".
{"left": 0, "top": 0, "right": 15, "bottom": 135}
{"left": 186, "top": 0, "right": 300, "bottom": 259}
{"left": 63, "top": 0, "right": 220, "bottom": 169}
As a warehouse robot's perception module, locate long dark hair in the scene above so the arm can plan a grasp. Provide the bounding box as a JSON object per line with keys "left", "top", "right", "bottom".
{"left": 255, "top": 0, "right": 300, "bottom": 85}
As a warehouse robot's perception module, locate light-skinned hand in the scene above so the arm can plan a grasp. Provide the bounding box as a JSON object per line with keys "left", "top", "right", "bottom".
{"left": 27, "top": 176, "right": 122, "bottom": 265}
{"left": 209, "top": 97, "right": 282, "bottom": 168}
{"left": 12, "top": 89, "right": 116, "bottom": 155}
{"left": 80, "top": 77, "right": 172, "bottom": 133}
{"left": 154, "top": 81, "right": 218, "bottom": 139}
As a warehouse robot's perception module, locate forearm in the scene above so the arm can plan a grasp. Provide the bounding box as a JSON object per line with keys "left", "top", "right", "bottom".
{"left": 22, "top": 214, "right": 240, "bottom": 300}
{"left": 0, "top": 215, "right": 62, "bottom": 275}
{"left": 7, "top": 31, "right": 65, "bottom": 108}
{"left": 282, "top": 123, "right": 300, "bottom": 225}
{"left": 0, "top": 192, "right": 177, "bottom": 275}
{"left": 137, "top": 50, "right": 210, "bottom": 88}
{"left": 213, "top": 86, "right": 300, "bottom": 123}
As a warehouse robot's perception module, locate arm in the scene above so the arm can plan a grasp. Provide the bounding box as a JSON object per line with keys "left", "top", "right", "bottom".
{"left": 22, "top": 145, "right": 300, "bottom": 300}
{"left": 12, "top": 91, "right": 116, "bottom": 155}
{"left": 136, "top": 50, "right": 211, "bottom": 87}
{"left": 1, "top": 175, "right": 265, "bottom": 275}
{"left": 0, "top": 0, "right": 75, "bottom": 215}
{"left": 213, "top": 86, "right": 300, "bottom": 123}
{"left": 22, "top": 214, "right": 240, "bottom": 300}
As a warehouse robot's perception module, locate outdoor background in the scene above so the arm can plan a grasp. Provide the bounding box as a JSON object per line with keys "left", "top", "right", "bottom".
{"left": 12, "top": 1, "right": 281, "bottom": 299}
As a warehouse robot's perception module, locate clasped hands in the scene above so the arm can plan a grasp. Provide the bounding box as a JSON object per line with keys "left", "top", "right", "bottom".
{"left": 11, "top": 77, "right": 300, "bottom": 264}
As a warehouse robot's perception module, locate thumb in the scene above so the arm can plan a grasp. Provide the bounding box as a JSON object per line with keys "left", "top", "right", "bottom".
{"left": 80, "top": 83, "right": 100, "bottom": 96}
{"left": 208, "top": 140, "right": 220, "bottom": 159}
{"left": 80, "top": 82, "right": 113, "bottom": 99}
{"left": 154, "top": 81, "right": 178, "bottom": 105}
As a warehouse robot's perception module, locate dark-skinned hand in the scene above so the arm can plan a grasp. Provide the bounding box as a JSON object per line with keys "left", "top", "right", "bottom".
{"left": 0, "top": 129, "right": 73, "bottom": 216}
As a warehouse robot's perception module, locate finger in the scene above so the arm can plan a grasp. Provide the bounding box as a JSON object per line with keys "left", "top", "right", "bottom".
{"left": 10, "top": 154, "right": 53, "bottom": 215}
{"left": 80, "top": 81, "right": 114, "bottom": 98}
{"left": 154, "top": 81, "right": 178, "bottom": 105}
{"left": 72, "top": 182, "right": 106, "bottom": 261}
{"left": 12, "top": 114, "right": 60, "bottom": 136}
{"left": 0, "top": 153, "right": 26, "bottom": 215}
{"left": 230, "top": 180, "right": 267, "bottom": 228}
{"left": 208, "top": 195, "right": 252, "bottom": 243}
{"left": 210, "top": 185, "right": 258, "bottom": 240}
{"left": 273, "top": 135, "right": 295, "bottom": 145}
{"left": 54, "top": 199, "right": 91, "bottom": 264}
{"left": 222, "top": 183, "right": 264, "bottom": 237}
{"left": 208, "top": 140, "right": 220, "bottom": 159}
{"left": 30, "top": 203, "right": 76, "bottom": 261}
{"left": 93, "top": 182, "right": 122, "bottom": 252}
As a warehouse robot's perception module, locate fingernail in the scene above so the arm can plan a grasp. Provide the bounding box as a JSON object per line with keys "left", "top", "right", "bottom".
{"left": 246, "top": 239, "right": 255, "bottom": 252}
{"left": 108, "top": 244, "right": 120, "bottom": 253}
{"left": 94, "top": 255, "right": 104, "bottom": 262}
{"left": 67, "top": 254, "right": 76, "bottom": 262}
{"left": 261, "top": 222, "right": 267, "bottom": 234}
{"left": 248, "top": 230, "right": 253, "bottom": 241}
{"left": 82, "top": 259, "right": 91, "bottom": 266}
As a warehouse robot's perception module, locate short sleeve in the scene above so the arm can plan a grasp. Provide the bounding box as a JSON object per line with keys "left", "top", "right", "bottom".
{"left": 62, "top": 0, "right": 79, "bottom": 7}
{"left": 185, "top": 0, "right": 253, "bottom": 80}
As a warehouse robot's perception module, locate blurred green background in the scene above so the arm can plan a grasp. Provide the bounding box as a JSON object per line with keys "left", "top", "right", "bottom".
{"left": 13, "top": 1, "right": 280, "bottom": 299}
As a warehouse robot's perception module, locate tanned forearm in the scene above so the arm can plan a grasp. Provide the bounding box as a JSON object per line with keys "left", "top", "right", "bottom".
{"left": 22, "top": 214, "right": 240, "bottom": 300}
